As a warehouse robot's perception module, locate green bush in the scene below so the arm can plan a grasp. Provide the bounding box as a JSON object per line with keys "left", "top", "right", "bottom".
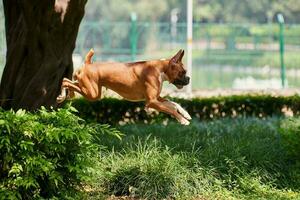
{"left": 0, "top": 107, "right": 121, "bottom": 199}
{"left": 71, "top": 95, "right": 300, "bottom": 124}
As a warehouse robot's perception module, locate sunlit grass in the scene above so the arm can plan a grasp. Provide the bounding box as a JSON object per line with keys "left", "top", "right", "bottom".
{"left": 88, "top": 117, "right": 300, "bottom": 199}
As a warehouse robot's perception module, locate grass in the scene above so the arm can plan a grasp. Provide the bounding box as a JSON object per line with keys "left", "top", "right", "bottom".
{"left": 86, "top": 117, "right": 300, "bottom": 199}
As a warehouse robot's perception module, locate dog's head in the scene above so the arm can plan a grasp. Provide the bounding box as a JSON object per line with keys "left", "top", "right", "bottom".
{"left": 166, "top": 49, "right": 190, "bottom": 89}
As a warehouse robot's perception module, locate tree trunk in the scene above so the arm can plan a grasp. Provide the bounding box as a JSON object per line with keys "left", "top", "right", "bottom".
{"left": 0, "top": 0, "right": 87, "bottom": 110}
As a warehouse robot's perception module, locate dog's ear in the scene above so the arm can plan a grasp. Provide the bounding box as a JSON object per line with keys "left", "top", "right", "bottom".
{"left": 170, "top": 49, "right": 184, "bottom": 64}
{"left": 179, "top": 50, "right": 184, "bottom": 61}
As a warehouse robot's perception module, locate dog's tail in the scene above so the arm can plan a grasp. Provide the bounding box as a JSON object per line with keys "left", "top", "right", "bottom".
{"left": 73, "top": 49, "right": 94, "bottom": 81}
{"left": 85, "top": 48, "right": 94, "bottom": 64}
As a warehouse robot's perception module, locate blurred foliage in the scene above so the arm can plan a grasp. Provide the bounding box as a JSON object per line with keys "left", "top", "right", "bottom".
{"left": 84, "top": 0, "right": 300, "bottom": 23}
{"left": 194, "top": 0, "right": 300, "bottom": 23}
{"left": 84, "top": 0, "right": 185, "bottom": 22}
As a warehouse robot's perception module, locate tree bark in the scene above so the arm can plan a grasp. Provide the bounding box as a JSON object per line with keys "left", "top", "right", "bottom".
{"left": 0, "top": 0, "right": 87, "bottom": 110}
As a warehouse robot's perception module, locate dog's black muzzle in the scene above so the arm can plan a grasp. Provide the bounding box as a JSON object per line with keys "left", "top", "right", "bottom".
{"left": 173, "top": 76, "right": 190, "bottom": 89}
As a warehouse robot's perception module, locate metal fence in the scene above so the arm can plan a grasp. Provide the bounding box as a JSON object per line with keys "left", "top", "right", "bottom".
{"left": 74, "top": 21, "right": 300, "bottom": 90}
{"left": 0, "top": 17, "right": 299, "bottom": 90}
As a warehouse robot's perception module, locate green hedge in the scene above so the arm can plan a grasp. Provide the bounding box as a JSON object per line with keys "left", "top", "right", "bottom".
{"left": 0, "top": 107, "right": 121, "bottom": 199}
{"left": 71, "top": 95, "right": 300, "bottom": 124}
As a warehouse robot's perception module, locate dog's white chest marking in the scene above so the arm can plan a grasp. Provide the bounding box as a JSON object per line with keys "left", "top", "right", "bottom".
{"left": 159, "top": 73, "right": 168, "bottom": 91}
{"left": 160, "top": 72, "right": 169, "bottom": 84}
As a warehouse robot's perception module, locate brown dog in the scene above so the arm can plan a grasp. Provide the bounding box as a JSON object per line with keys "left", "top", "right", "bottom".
{"left": 57, "top": 49, "right": 192, "bottom": 125}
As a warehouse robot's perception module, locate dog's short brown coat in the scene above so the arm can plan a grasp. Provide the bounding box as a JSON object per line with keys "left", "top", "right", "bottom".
{"left": 57, "top": 49, "right": 191, "bottom": 125}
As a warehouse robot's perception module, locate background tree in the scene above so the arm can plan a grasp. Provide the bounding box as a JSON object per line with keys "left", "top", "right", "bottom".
{"left": 0, "top": 0, "right": 87, "bottom": 110}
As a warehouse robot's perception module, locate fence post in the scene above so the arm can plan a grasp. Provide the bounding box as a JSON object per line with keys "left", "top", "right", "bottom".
{"left": 186, "top": 0, "right": 193, "bottom": 94}
{"left": 277, "top": 13, "right": 286, "bottom": 88}
{"left": 130, "top": 12, "right": 138, "bottom": 61}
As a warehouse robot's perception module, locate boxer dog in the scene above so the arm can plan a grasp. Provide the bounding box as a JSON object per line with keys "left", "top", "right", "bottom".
{"left": 57, "top": 49, "right": 192, "bottom": 125}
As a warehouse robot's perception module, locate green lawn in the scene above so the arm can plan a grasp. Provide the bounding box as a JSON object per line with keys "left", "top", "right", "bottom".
{"left": 88, "top": 117, "right": 300, "bottom": 200}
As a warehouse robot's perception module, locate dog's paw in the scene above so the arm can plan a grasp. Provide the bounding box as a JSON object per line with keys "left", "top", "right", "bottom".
{"left": 144, "top": 107, "right": 157, "bottom": 114}
{"left": 172, "top": 102, "right": 192, "bottom": 120}
{"left": 178, "top": 117, "right": 190, "bottom": 126}
{"left": 56, "top": 95, "right": 66, "bottom": 104}
{"left": 177, "top": 108, "right": 192, "bottom": 121}
{"left": 57, "top": 87, "right": 67, "bottom": 104}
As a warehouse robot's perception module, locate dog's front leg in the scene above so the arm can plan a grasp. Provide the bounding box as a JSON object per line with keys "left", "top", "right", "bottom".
{"left": 146, "top": 99, "right": 190, "bottom": 125}
{"left": 161, "top": 99, "right": 192, "bottom": 121}
{"left": 145, "top": 77, "right": 190, "bottom": 125}
{"left": 158, "top": 97, "right": 191, "bottom": 121}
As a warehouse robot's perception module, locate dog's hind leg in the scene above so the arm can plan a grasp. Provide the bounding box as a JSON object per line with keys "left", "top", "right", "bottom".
{"left": 57, "top": 87, "right": 68, "bottom": 103}
{"left": 78, "top": 78, "right": 102, "bottom": 101}
{"left": 63, "top": 77, "right": 102, "bottom": 101}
